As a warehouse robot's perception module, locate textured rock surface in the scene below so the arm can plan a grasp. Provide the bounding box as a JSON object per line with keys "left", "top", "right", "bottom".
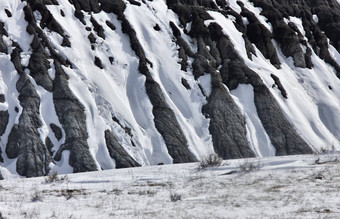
{"left": 0, "top": 22, "right": 8, "bottom": 54}
{"left": 239, "top": 3, "right": 281, "bottom": 67}
{"left": 52, "top": 62, "right": 98, "bottom": 173}
{"left": 254, "top": 85, "right": 314, "bottom": 155}
{"left": 105, "top": 130, "right": 140, "bottom": 168}
{"left": 250, "top": 0, "right": 340, "bottom": 74}
{"left": 50, "top": 123, "right": 62, "bottom": 141}
{"left": 202, "top": 84, "right": 255, "bottom": 159}
{"left": 0, "top": 111, "right": 9, "bottom": 137}
{"left": 6, "top": 45, "right": 52, "bottom": 177}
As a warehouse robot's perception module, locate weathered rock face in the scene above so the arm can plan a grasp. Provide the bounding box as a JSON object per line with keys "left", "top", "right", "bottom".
{"left": 52, "top": 61, "right": 98, "bottom": 173}
{"left": 254, "top": 85, "right": 314, "bottom": 155}
{"left": 0, "top": 23, "right": 8, "bottom": 54}
{"left": 241, "top": 9, "right": 281, "bottom": 68}
{"left": 0, "top": 109, "right": 9, "bottom": 163}
{"left": 202, "top": 84, "right": 255, "bottom": 159}
{"left": 250, "top": 0, "right": 340, "bottom": 74}
{"left": 1, "top": 0, "right": 340, "bottom": 177}
{"left": 6, "top": 45, "right": 52, "bottom": 177}
{"left": 104, "top": 130, "right": 140, "bottom": 168}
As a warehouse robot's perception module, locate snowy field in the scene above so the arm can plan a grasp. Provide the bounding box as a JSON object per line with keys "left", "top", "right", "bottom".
{"left": 1, "top": 153, "right": 340, "bottom": 218}
{"left": 1, "top": 0, "right": 340, "bottom": 177}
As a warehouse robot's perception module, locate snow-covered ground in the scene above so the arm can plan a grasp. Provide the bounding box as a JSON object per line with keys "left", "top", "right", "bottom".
{"left": 1, "top": 0, "right": 340, "bottom": 179}
{"left": 1, "top": 153, "right": 340, "bottom": 218}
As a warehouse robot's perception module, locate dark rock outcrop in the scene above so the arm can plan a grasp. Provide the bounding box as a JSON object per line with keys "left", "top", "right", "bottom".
{"left": 27, "top": 45, "right": 53, "bottom": 92}
{"left": 90, "top": 16, "right": 105, "bottom": 39}
{"left": 305, "top": 0, "right": 340, "bottom": 51}
{"left": 45, "top": 137, "right": 54, "bottom": 156}
{"left": 53, "top": 61, "right": 98, "bottom": 173}
{"left": 105, "top": 20, "right": 116, "bottom": 30}
{"left": 271, "top": 74, "right": 288, "bottom": 99}
{"left": 50, "top": 123, "right": 62, "bottom": 141}
{"left": 26, "top": 0, "right": 71, "bottom": 47}
{"left": 94, "top": 56, "right": 104, "bottom": 69}
{"left": 88, "top": 32, "right": 96, "bottom": 44}
{"left": 202, "top": 82, "right": 255, "bottom": 159}
{"left": 240, "top": 5, "right": 281, "bottom": 67}
{"left": 72, "top": 0, "right": 101, "bottom": 13}
{"left": 105, "top": 130, "right": 140, "bottom": 168}
{"left": 0, "top": 109, "right": 9, "bottom": 163}
{"left": 0, "top": 106, "right": 6, "bottom": 163}
{"left": 254, "top": 85, "right": 314, "bottom": 155}
{"left": 250, "top": 0, "right": 340, "bottom": 75}
{"left": 0, "top": 111, "right": 9, "bottom": 137}
{"left": 0, "top": 22, "right": 8, "bottom": 54}
{"left": 7, "top": 45, "right": 52, "bottom": 177}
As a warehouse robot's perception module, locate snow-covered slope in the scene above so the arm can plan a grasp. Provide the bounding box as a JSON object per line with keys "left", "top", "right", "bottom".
{"left": 0, "top": 0, "right": 340, "bottom": 177}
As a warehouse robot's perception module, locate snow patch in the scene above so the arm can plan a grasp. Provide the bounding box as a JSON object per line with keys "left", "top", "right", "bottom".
{"left": 198, "top": 74, "right": 212, "bottom": 97}
{"left": 231, "top": 84, "right": 275, "bottom": 156}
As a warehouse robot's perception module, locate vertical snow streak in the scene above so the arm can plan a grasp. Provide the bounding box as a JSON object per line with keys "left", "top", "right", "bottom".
{"left": 231, "top": 84, "right": 275, "bottom": 157}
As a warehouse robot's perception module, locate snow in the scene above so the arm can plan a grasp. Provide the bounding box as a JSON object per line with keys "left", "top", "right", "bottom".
{"left": 1, "top": 154, "right": 340, "bottom": 218}
{"left": 50, "top": 150, "right": 73, "bottom": 174}
{"left": 287, "top": 16, "right": 306, "bottom": 36}
{"left": 227, "top": 0, "right": 242, "bottom": 14}
{"left": 231, "top": 84, "right": 275, "bottom": 157}
{"left": 198, "top": 74, "right": 212, "bottom": 97}
{"left": 206, "top": 11, "right": 248, "bottom": 59}
{"left": 329, "top": 44, "right": 340, "bottom": 64}
{"left": 0, "top": 1, "right": 33, "bottom": 52}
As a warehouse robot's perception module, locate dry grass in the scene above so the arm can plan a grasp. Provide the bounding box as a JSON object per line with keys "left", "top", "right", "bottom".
{"left": 197, "top": 153, "right": 223, "bottom": 170}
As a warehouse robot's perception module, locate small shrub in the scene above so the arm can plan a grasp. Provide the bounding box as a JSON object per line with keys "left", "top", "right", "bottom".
{"left": 110, "top": 188, "right": 122, "bottom": 195}
{"left": 313, "top": 155, "right": 340, "bottom": 165}
{"left": 197, "top": 153, "right": 223, "bottom": 170}
{"left": 45, "top": 172, "right": 58, "bottom": 183}
{"left": 319, "top": 145, "right": 335, "bottom": 154}
{"left": 31, "top": 191, "right": 43, "bottom": 202}
{"left": 139, "top": 190, "right": 157, "bottom": 196}
{"left": 239, "top": 160, "right": 262, "bottom": 173}
{"left": 170, "top": 193, "right": 182, "bottom": 202}
{"left": 45, "top": 172, "right": 68, "bottom": 183}
{"left": 147, "top": 181, "right": 168, "bottom": 187}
